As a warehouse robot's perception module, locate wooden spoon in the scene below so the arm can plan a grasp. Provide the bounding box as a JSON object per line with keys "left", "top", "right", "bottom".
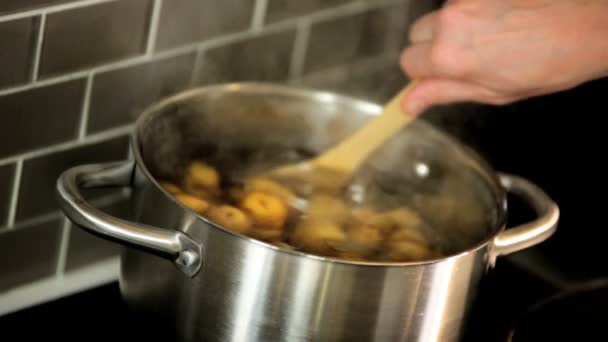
{"left": 265, "top": 82, "right": 418, "bottom": 194}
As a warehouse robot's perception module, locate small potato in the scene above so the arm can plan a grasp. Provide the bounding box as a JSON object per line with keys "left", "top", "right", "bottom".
{"left": 384, "top": 240, "right": 434, "bottom": 262}
{"left": 349, "top": 208, "right": 393, "bottom": 234}
{"left": 385, "top": 208, "right": 423, "bottom": 229}
{"left": 343, "top": 225, "right": 383, "bottom": 256}
{"left": 206, "top": 205, "right": 252, "bottom": 234}
{"left": 184, "top": 161, "right": 220, "bottom": 197}
{"left": 247, "top": 228, "right": 283, "bottom": 242}
{"left": 241, "top": 177, "right": 296, "bottom": 203}
{"left": 175, "top": 193, "right": 210, "bottom": 213}
{"left": 290, "top": 219, "right": 347, "bottom": 255}
{"left": 350, "top": 208, "right": 377, "bottom": 223}
{"left": 240, "top": 191, "right": 288, "bottom": 230}
{"left": 160, "top": 181, "right": 182, "bottom": 195}
{"left": 350, "top": 207, "right": 425, "bottom": 235}
{"left": 389, "top": 226, "right": 427, "bottom": 244}
{"left": 307, "top": 194, "right": 349, "bottom": 222}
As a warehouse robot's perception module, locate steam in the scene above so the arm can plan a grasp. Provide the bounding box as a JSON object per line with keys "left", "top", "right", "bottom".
{"left": 137, "top": 87, "right": 498, "bottom": 254}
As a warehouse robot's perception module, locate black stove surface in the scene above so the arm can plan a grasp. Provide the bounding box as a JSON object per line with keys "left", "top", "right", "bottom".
{"left": 509, "top": 280, "right": 608, "bottom": 342}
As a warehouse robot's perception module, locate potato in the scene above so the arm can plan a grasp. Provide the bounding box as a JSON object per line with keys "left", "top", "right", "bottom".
{"left": 384, "top": 240, "right": 434, "bottom": 261}
{"left": 307, "top": 194, "right": 349, "bottom": 222}
{"left": 389, "top": 226, "right": 427, "bottom": 244}
{"left": 384, "top": 207, "right": 423, "bottom": 229}
{"left": 349, "top": 208, "right": 393, "bottom": 234}
{"left": 241, "top": 177, "right": 296, "bottom": 203}
{"left": 240, "top": 191, "right": 289, "bottom": 230}
{"left": 343, "top": 225, "right": 383, "bottom": 256}
{"left": 160, "top": 181, "right": 182, "bottom": 195}
{"left": 175, "top": 193, "right": 210, "bottom": 213}
{"left": 350, "top": 208, "right": 377, "bottom": 223}
{"left": 248, "top": 228, "right": 283, "bottom": 242}
{"left": 290, "top": 219, "right": 347, "bottom": 255}
{"left": 184, "top": 161, "right": 220, "bottom": 197}
{"left": 206, "top": 205, "right": 252, "bottom": 234}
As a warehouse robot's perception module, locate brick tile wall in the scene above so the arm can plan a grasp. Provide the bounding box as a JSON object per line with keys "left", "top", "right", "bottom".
{"left": 0, "top": 0, "right": 435, "bottom": 310}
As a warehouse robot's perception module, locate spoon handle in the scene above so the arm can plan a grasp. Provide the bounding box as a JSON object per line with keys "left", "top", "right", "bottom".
{"left": 313, "top": 82, "right": 417, "bottom": 173}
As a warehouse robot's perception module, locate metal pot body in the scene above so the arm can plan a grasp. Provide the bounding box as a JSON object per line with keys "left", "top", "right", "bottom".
{"left": 124, "top": 167, "right": 486, "bottom": 342}
{"left": 57, "top": 83, "right": 559, "bottom": 342}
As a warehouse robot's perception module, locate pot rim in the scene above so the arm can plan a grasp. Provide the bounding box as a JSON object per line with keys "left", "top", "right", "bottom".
{"left": 131, "top": 82, "right": 508, "bottom": 267}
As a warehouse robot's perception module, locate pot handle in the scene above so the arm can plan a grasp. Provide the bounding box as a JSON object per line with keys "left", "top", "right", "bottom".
{"left": 56, "top": 161, "right": 203, "bottom": 277}
{"left": 489, "top": 173, "right": 559, "bottom": 265}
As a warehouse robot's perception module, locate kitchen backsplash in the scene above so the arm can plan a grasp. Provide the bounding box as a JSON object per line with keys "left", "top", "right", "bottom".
{"left": 0, "top": 0, "right": 438, "bottom": 313}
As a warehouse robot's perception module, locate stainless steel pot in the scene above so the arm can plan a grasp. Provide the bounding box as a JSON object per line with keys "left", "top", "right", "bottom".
{"left": 56, "top": 83, "right": 559, "bottom": 342}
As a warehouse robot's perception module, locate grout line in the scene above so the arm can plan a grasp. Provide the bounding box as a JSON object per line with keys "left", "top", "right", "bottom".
{"left": 189, "top": 48, "right": 205, "bottom": 86}
{"left": 266, "top": 0, "right": 370, "bottom": 27}
{"left": 288, "top": 20, "right": 311, "bottom": 80}
{"left": 5, "top": 160, "right": 23, "bottom": 229}
{"left": 0, "top": 0, "right": 119, "bottom": 23}
{"left": 0, "top": 190, "right": 129, "bottom": 232}
{"left": 0, "top": 0, "right": 402, "bottom": 98}
{"left": 77, "top": 74, "right": 94, "bottom": 140}
{"left": 3, "top": 211, "right": 63, "bottom": 233}
{"left": 145, "top": 0, "right": 163, "bottom": 55}
{"left": 0, "top": 124, "right": 133, "bottom": 167}
{"left": 55, "top": 217, "right": 72, "bottom": 276}
{"left": 0, "top": 0, "right": 405, "bottom": 168}
{"left": 0, "top": 257, "right": 119, "bottom": 317}
{"left": 0, "top": 71, "right": 89, "bottom": 97}
{"left": 126, "top": 142, "right": 134, "bottom": 161}
{"left": 0, "top": 45, "right": 203, "bottom": 98}
{"left": 251, "top": 0, "right": 268, "bottom": 31}
{"left": 30, "top": 14, "right": 46, "bottom": 81}
{"left": 0, "top": 15, "right": 304, "bottom": 98}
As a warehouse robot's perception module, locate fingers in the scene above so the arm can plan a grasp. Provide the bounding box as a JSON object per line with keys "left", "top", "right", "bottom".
{"left": 402, "top": 78, "right": 515, "bottom": 115}
{"left": 400, "top": 42, "right": 435, "bottom": 79}
{"left": 409, "top": 12, "right": 437, "bottom": 43}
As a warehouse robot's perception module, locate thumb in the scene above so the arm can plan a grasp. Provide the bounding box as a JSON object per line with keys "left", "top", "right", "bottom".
{"left": 402, "top": 78, "right": 498, "bottom": 115}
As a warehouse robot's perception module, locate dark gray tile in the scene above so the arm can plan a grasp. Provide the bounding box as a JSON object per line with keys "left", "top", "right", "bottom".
{"left": 0, "top": 217, "right": 62, "bottom": 291}
{"left": 0, "top": 79, "right": 85, "bottom": 159}
{"left": 156, "top": 0, "right": 255, "bottom": 50}
{"left": 304, "top": 4, "right": 410, "bottom": 74}
{"left": 266, "top": 0, "right": 352, "bottom": 23}
{"left": 0, "top": 17, "right": 37, "bottom": 89}
{"left": 88, "top": 53, "right": 196, "bottom": 134}
{"left": 39, "top": 0, "right": 151, "bottom": 77}
{"left": 0, "top": 164, "right": 15, "bottom": 227}
{"left": 65, "top": 197, "right": 129, "bottom": 271}
{"left": 0, "top": 1, "right": 77, "bottom": 14}
{"left": 16, "top": 136, "right": 129, "bottom": 222}
{"left": 198, "top": 29, "right": 295, "bottom": 84}
{"left": 299, "top": 57, "right": 406, "bottom": 103}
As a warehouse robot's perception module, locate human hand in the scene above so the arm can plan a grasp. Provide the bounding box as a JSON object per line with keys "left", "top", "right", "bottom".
{"left": 400, "top": 0, "right": 608, "bottom": 115}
